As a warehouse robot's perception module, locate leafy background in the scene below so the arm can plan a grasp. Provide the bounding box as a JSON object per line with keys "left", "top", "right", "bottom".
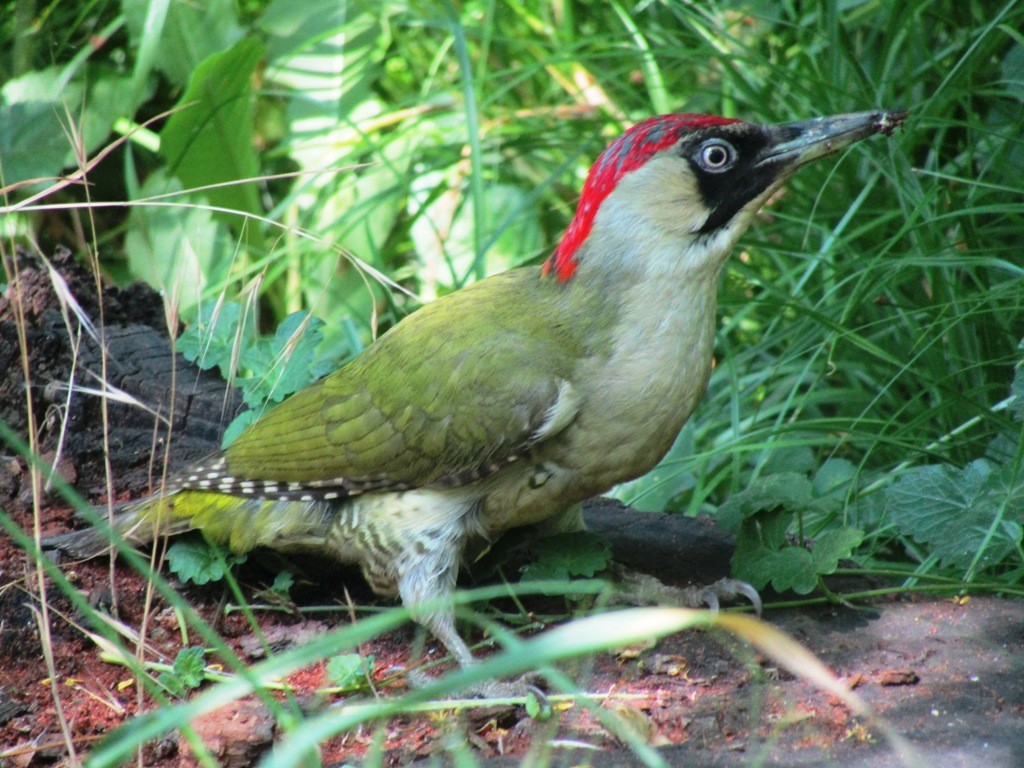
{"left": 2, "top": 0, "right": 1023, "bottom": 763}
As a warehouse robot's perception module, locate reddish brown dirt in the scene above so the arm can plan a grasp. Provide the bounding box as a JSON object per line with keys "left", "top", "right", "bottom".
{"left": 2, "top": 250, "right": 1022, "bottom": 767}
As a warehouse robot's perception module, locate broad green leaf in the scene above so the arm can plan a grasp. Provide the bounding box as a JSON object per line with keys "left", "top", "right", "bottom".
{"left": 160, "top": 37, "right": 264, "bottom": 233}
{"left": 885, "top": 460, "right": 1024, "bottom": 570}
{"left": 732, "top": 527, "right": 862, "bottom": 594}
{"left": 221, "top": 410, "right": 259, "bottom": 449}
{"left": 166, "top": 539, "right": 247, "bottom": 585}
{"left": 158, "top": 646, "right": 207, "bottom": 696}
{"left": 985, "top": 431, "right": 1019, "bottom": 465}
{"left": 813, "top": 458, "right": 859, "bottom": 501}
{"left": 810, "top": 527, "right": 864, "bottom": 573}
{"left": 177, "top": 300, "right": 244, "bottom": 373}
{"left": 239, "top": 311, "right": 326, "bottom": 406}
{"left": 296, "top": 127, "right": 421, "bottom": 350}
{"left": 743, "top": 545, "right": 817, "bottom": 594}
{"left": 1002, "top": 41, "right": 1024, "bottom": 102}
{"left": 173, "top": 646, "right": 208, "bottom": 689}
{"left": 123, "top": 0, "right": 244, "bottom": 89}
{"left": 763, "top": 444, "right": 817, "bottom": 475}
{"left": 123, "top": 171, "right": 235, "bottom": 315}
{"left": 722, "top": 474, "right": 860, "bottom": 592}
{"left": 261, "top": 2, "right": 412, "bottom": 346}
{"left": 0, "top": 100, "right": 71, "bottom": 186}
{"left": 156, "top": 672, "right": 185, "bottom": 698}
{"left": 519, "top": 560, "right": 570, "bottom": 582}
{"left": 749, "top": 510, "right": 792, "bottom": 551}
{"left": 270, "top": 571, "right": 294, "bottom": 598}
{"left": 325, "top": 653, "right": 374, "bottom": 691}
{"left": 260, "top": 0, "right": 388, "bottom": 154}
{"left": 717, "top": 472, "right": 813, "bottom": 532}
{"left": 811, "top": 459, "right": 859, "bottom": 515}
{"left": 521, "top": 531, "right": 612, "bottom": 583}
{"left": 0, "top": 67, "right": 142, "bottom": 186}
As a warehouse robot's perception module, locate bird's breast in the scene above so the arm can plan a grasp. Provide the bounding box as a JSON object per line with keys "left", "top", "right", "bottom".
{"left": 567, "top": 273, "right": 719, "bottom": 485}
{"left": 475, "top": 275, "right": 721, "bottom": 537}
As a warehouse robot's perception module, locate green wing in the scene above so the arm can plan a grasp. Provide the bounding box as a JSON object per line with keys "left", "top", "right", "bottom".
{"left": 223, "top": 270, "right": 584, "bottom": 491}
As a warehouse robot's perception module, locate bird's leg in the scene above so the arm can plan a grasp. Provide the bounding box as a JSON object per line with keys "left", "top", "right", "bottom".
{"left": 409, "top": 598, "right": 476, "bottom": 670}
{"left": 394, "top": 529, "right": 548, "bottom": 699}
{"left": 515, "top": 503, "right": 762, "bottom": 614}
{"left": 392, "top": 532, "right": 470, "bottom": 660}
{"left": 608, "top": 564, "right": 762, "bottom": 615}
{"left": 400, "top": 574, "right": 546, "bottom": 698}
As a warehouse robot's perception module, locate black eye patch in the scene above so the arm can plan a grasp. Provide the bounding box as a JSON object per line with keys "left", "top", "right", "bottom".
{"left": 682, "top": 128, "right": 776, "bottom": 234}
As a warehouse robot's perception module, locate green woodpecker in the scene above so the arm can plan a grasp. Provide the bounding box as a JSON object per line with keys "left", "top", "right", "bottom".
{"left": 48, "top": 110, "right": 905, "bottom": 671}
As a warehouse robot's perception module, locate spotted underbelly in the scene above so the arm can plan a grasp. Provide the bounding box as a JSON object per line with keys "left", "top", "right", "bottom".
{"left": 318, "top": 489, "right": 476, "bottom": 597}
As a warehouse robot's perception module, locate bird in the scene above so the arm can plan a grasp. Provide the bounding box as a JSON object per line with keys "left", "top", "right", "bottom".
{"left": 46, "top": 109, "right": 906, "bottom": 677}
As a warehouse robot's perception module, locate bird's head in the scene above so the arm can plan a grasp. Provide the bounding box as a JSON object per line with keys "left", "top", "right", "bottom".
{"left": 542, "top": 110, "right": 906, "bottom": 283}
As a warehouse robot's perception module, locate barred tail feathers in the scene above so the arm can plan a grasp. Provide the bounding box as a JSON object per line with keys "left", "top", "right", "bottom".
{"left": 41, "top": 493, "right": 182, "bottom": 559}
{"left": 43, "top": 489, "right": 335, "bottom": 559}
{"left": 176, "top": 491, "right": 335, "bottom": 552}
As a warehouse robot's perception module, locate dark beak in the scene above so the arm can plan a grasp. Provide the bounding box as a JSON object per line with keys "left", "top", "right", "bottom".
{"left": 758, "top": 110, "right": 908, "bottom": 169}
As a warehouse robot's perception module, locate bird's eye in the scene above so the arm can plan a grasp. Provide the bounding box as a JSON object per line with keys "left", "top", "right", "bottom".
{"left": 696, "top": 139, "right": 736, "bottom": 172}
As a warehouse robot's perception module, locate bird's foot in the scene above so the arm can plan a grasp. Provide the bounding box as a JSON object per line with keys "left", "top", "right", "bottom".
{"left": 610, "top": 565, "right": 762, "bottom": 615}
{"left": 465, "top": 677, "right": 547, "bottom": 702}
{"left": 693, "top": 576, "right": 762, "bottom": 615}
{"left": 404, "top": 661, "right": 547, "bottom": 702}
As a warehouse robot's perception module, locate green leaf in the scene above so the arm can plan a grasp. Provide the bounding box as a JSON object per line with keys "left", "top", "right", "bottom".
{"left": 260, "top": 0, "right": 385, "bottom": 119}
{"left": 410, "top": 176, "right": 544, "bottom": 289}
{"left": 519, "top": 559, "right": 569, "bottom": 583}
{"left": 0, "top": 99, "right": 71, "bottom": 186}
{"left": 239, "top": 311, "right": 326, "bottom": 406}
{"left": 885, "top": 460, "right": 1024, "bottom": 570}
{"left": 183, "top": 308, "right": 329, "bottom": 446}
{"left": 298, "top": 130, "right": 420, "bottom": 347}
{"left": 723, "top": 475, "right": 860, "bottom": 593}
{"left": 325, "top": 653, "right": 374, "bottom": 691}
{"left": 125, "top": 173, "right": 237, "bottom": 317}
{"left": 810, "top": 527, "right": 864, "bottom": 573}
{"left": 177, "top": 301, "right": 245, "bottom": 374}
{"left": 717, "top": 473, "right": 813, "bottom": 533}
{"left": 123, "top": 0, "right": 244, "bottom": 89}
{"left": 1001, "top": 41, "right": 1024, "bottom": 110}
{"left": 985, "top": 431, "right": 1019, "bottom": 465}
{"left": 259, "top": 0, "right": 406, "bottom": 348}
{"left": 763, "top": 444, "right": 817, "bottom": 476}
{"left": 813, "top": 458, "right": 859, "bottom": 502}
{"left": 525, "top": 689, "right": 552, "bottom": 720}
{"left": 743, "top": 544, "right": 817, "bottom": 595}
{"left": 521, "top": 531, "right": 612, "bottom": 583}
{"left": 270, "top": 571, "right": 294, "bottom": 598}
{"left": 166, "top": 539, "right": 247, "bottom": 585}
{"left": 173, "top": 646, "right": 208, "bottom": 689}
{"left": 0, "top": 66, "right": 143, "bottom": 187}
{"left": 157, "top": 646, "right": 207, "bottom": 697}
{"left": 156, "top": 672, "right": 184, "bottom": 698}
{"left": 733, "top": 527, "right": 862, "bottom": 594}
{"left": 159, "top": 37, "right": 264, "bottom": 233}
{"left": 221, "top": 410, "right": 259, "bottom": 449}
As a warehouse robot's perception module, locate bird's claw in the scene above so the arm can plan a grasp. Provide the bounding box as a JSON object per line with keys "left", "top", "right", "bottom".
{"left": 465, "top": 675, "right": 548, "bottom": 702}
{"left": 405, "top": 663, "right": 549, "bottom": 704}
{"left": 699, "top": 577, "right": 762, "bottom": 616}
{"left": 609, "top": 566, "right": 762, "bottom": 615}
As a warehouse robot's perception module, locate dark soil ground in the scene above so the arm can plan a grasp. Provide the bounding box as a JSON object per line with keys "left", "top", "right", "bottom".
{"left": 1, "top": 250, "right": 1022, "bottom": 767}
